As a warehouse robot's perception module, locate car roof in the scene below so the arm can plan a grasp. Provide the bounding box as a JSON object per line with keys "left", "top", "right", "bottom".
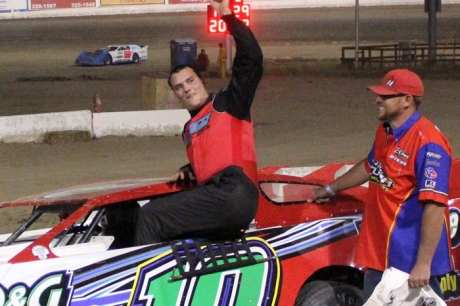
{"left": 0, "top": 178, "right": 175, "bottom": 209}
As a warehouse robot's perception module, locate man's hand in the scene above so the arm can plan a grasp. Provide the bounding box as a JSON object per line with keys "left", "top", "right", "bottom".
{"left": 307, "top": 186, "right": 333, "bottom": 203}
{"left": 209, "top": 0, "right": 232, "bottom": 16}
{"left": 408, "top": 262, "right": 431, "bottom": 289}
{"left": 169, "top": 166, "right": 196, "bottom": 188}
{"left": 308, "top": 160, "right": 369, "bottom": 203}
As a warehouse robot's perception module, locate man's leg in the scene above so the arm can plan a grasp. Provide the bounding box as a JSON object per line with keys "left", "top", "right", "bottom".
{"left": 134, "top": 166, "right": 258, "bottom": 246}
{"left": 134, "top": 187, "right": 227, "bottom": 245}
{"left": 363, "top": 268, "right": 384, "bottom": 302}
{"left": 429, "top": 277, "right": 444, "bottom": 299}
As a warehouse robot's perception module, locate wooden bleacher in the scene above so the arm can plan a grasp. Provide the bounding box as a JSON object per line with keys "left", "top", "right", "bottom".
{"left": 341, "top": 41, "right": 460, "bottom": 69}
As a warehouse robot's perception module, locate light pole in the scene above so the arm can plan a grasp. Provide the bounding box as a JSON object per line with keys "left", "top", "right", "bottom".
{"left": 427, "top": 0, "right": 438, "bottom": 62}
{"left": 354, "top": 0, "right": 360, "bottom": 68}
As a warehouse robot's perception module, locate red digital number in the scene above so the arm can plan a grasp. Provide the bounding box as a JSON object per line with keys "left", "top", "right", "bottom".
{"left": 207, "top": 0, "right": 250, "bottom": 33}
{"left": 234, "top": 4, "right": 250, "bottom": 27}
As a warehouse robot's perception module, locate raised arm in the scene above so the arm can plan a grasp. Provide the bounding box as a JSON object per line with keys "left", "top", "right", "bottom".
{"left": 211, "top": 0, "right": 263, "bottom": 119}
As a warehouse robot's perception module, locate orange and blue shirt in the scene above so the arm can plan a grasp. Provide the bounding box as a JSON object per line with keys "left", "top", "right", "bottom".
{"left": 355, "top": 110, "right": 452, "bottom": 276}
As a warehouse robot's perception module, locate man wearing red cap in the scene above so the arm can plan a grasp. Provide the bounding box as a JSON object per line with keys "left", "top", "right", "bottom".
{"left": 308, "top": 69, "right": 452, "bottom": 301}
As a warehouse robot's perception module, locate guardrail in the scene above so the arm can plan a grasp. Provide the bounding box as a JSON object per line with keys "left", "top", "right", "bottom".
{"left": 341, "top": 41, "right": 460, "bottom": 68}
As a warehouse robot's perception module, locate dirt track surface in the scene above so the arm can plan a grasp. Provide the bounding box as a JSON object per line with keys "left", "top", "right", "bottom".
{"left": 1, "top": 5, "right": 460, "bottom": 232}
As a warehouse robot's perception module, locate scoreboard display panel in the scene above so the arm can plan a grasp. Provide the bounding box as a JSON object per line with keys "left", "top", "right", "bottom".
{"left": 207, "top": 0, "right": 250, "bottom": 33}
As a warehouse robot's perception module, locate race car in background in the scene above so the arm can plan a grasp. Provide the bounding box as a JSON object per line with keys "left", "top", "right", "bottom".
{"left": 1, "top": 159, "right": 460, "bottom": 306}
{"left": 75, "top": 44, "right": 148, "bottom": 66}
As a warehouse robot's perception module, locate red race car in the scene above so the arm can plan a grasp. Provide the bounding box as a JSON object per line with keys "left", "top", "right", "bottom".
{"left": 0, "top": 160, "right": 459, "bottom": 306}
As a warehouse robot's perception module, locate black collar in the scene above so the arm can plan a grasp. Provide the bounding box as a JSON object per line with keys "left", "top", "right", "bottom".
{"left": 189, "top": 94, "right": 215, "bottom": 118}
{"left": 384, "top": 122, "right": 393, "bottom": 135}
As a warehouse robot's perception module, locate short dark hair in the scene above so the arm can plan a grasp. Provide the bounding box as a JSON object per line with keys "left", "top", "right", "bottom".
{"left": 168, "top": 64, "right": 202, "bottom": 89}
{"left": 413, "top": 96, "right": 422, "bottom": 107}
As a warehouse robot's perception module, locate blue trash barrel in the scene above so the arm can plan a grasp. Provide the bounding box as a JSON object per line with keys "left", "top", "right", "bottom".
{"left": 170, "top": 38, "right": 198, "bottom": 71}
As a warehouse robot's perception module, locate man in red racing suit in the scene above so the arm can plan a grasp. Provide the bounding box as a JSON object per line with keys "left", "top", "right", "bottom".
{"left": 134, "top": 0, "right": 263, "bottom": 245}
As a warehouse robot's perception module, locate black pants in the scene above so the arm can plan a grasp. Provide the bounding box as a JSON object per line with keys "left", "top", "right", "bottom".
{"left": 134, "top": 166, "right": 259, "bottom": 245}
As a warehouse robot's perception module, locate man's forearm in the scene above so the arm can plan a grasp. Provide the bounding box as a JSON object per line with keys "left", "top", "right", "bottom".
{"left": 329, "top": 159, "right": 369, "bottom": 194}
{"left": 223, "top": 14, "right": 262, "bottom": 63}
{"left": 417, "top": 202, "right": 446, "bottom": 266}
{"left": 408, "top": 202, "right": 446, "bottom": 288}
{"left": 217, "top": 13, "right": 262, "bottom": 117}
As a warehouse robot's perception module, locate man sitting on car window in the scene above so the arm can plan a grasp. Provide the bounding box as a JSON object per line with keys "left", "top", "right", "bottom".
{"left": 133, "top": 0, "right": 263, "bottom": 245}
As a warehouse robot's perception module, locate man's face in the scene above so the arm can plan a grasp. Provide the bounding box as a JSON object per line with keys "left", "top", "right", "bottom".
{"left": 376, "top": 94, "right": 408, "bottom": 124}
{"left": 170, "top": 67, "right": 208, "bottom": 111}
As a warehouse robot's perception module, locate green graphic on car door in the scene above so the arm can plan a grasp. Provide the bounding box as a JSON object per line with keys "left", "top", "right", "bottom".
{"left": 129, "top": 237, "right": 280, "bottom": 305}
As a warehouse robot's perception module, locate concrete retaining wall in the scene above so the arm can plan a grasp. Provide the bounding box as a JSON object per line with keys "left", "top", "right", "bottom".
{"left": 0, "top": 111, "right": 93, "bottom": 143}
{"left": 0, "top": 109, "right": 189, "bottom": 143}
{"left": 93, "top": 109, "right": 189, "bottom": 138}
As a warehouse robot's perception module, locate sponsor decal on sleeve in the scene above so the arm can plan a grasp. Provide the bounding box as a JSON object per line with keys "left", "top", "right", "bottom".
{"left": 424, "top": 167, "right": 438, "bottom": 179}
{"left": 424, "top": 180, "right": 436, "bottom": 189}
{"left": 427, "top": 152, "right": 442, "bottom": 159}
{"left": 426, "top": 159, "right": 441, "bottom": 167}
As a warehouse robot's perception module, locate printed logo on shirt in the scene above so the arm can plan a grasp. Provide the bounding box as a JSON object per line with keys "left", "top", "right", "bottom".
{"left": 369, "top": 159, "right": 396, "bottom": 190}
{"left": 425, "top": 180, "right": 436, "bottom": 189}
{"left": 426, "top": 159, "right": 441, "bottom": 167}
{"left": 185, "top": 112, "right": 211, "bottom": 145}
{"left": 424, "top": 167, "right": 438, "bottom": 179}
{"left": 389, "top": 154, "right": 407, "bottom": 166}
{"left": 189, "top": 113, "right": 211, "bottom": 135}
{"left": 427, "top": 152, "right": 442, "bottom": 159}
{"left": 390, "top": 148, "right": 409, "bottom": 166}
{"left": 394, "top": 148, "right": 409, "bottom": 159}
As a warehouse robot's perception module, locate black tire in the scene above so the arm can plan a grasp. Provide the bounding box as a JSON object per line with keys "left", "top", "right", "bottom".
{"left": 294, "top": 281, "right": 364, "bottom": 306}
{"left": 103, "top": 54, "right": 112, "bottom": 65}
{"left": 132, "top": 53, "right": 139, "bottom": 63}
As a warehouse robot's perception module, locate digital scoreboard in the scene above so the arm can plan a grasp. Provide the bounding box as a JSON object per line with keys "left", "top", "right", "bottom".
{"left": 207, "top": 0, "right": 250, "bottom": 33}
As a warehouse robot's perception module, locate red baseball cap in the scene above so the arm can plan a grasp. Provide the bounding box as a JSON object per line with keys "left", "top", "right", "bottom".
{"left": 367, "top": 69, "right": 424, "bottom": 97}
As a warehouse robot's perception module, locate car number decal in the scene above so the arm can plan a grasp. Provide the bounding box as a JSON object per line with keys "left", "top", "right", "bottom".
{"left": 128, "top": 237, "right": 280, "bottom": 306}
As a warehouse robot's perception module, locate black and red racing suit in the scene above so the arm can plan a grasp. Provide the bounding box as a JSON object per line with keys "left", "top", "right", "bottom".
{"left": 134, "top": 13, "right": 263, "bottom": 245}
